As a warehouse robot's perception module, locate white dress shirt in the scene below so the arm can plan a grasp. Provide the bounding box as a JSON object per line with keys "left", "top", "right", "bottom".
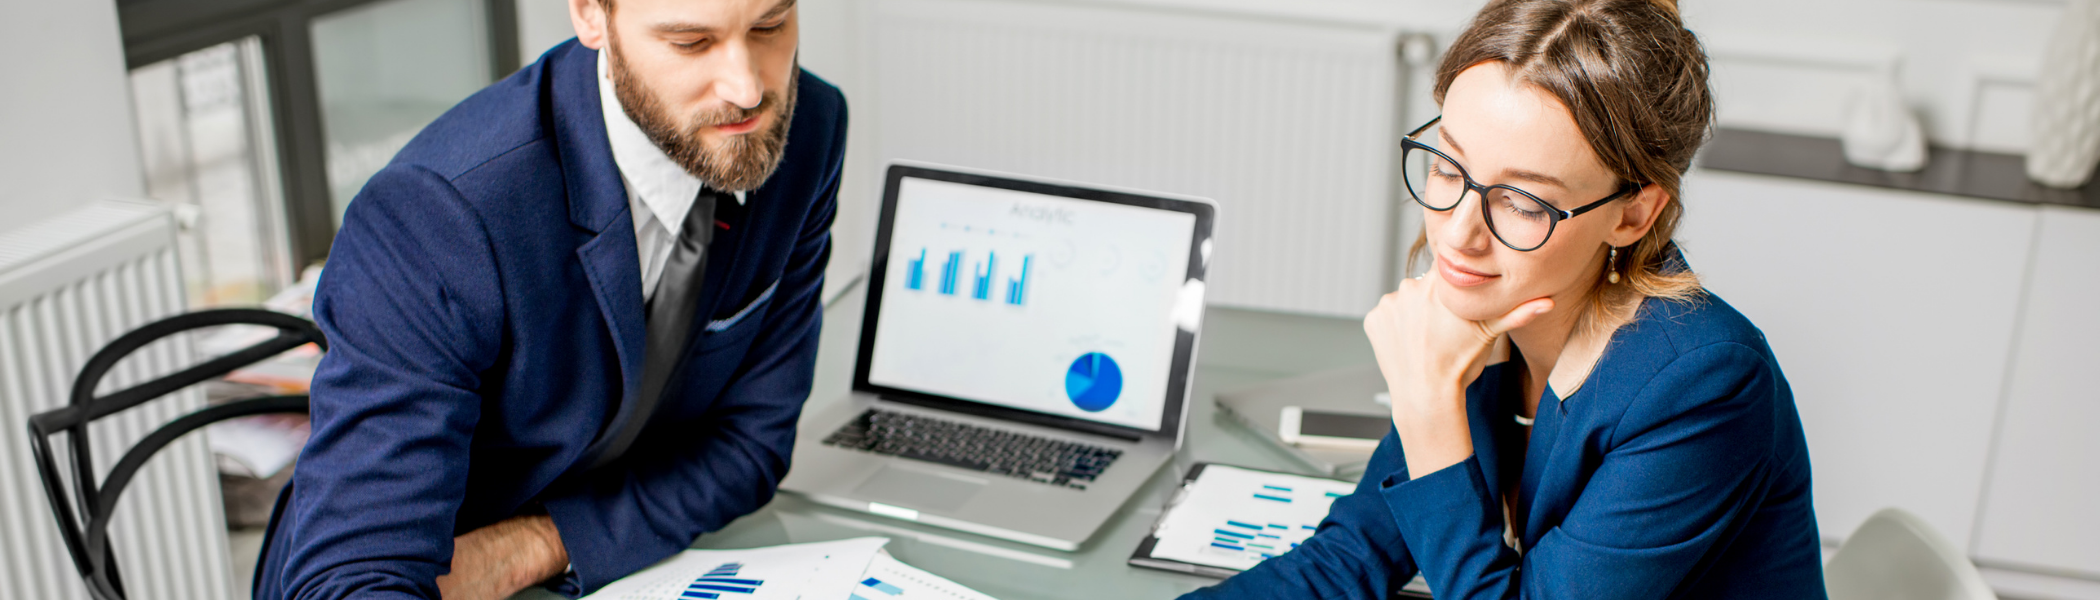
{"left": 597, "top": 49, "right": 745, "bottom": 302}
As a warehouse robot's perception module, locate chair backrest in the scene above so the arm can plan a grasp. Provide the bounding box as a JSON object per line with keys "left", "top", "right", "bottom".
{"left": 26, "top": 308, "right": 327, "bottom": 600}
{"left": 1826, "top": 507, "right": 1999, "bottom": 600}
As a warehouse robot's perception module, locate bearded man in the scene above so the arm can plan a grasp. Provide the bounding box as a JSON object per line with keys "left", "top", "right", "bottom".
{"left": 252, "top": 0, "right": 845, "bottom": 598}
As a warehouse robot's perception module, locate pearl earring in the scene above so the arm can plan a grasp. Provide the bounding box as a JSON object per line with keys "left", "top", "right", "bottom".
{"left": 1606, "top": 247, "right": 1621, "bottom": 284}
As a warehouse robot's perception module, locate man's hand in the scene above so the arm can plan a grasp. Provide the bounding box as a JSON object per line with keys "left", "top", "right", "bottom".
{"left": 437, "top": 514, "right": 570, "bottom": 600}
{"left": 1363, "top": 277, "right": 1553, "bottom": 478}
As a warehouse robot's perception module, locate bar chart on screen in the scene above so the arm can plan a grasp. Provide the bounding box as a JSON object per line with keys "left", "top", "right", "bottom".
{"left": 869, "top": 177, "right": 1193, "bottom": 430}
{"left": 902, "top": 245, "right": 1033, "bottom": 306}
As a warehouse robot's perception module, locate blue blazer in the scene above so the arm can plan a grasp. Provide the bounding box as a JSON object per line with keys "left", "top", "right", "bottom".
{"left": 1185, "top": 279, "right": 1826, "bottom": 599}
{"left": 256, "top": 40, "right": 847, "bottom": 600}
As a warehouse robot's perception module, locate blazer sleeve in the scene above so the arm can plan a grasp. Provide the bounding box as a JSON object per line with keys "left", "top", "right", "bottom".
{"left": 541, "top": 99, "right": 847, "bottom": 596}
{"left": 1179, "top": 428, "right": 1421, "bottom": 600}
{"left": 1382, "top": 341, "right": 1783, "bottom": 599}
{"left": 280, "top": 164, "right": 505, "bottom": 600}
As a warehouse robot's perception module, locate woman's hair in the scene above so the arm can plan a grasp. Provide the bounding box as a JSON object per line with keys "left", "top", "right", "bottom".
{"left": 1409, "top": 0, "right": 1711, "bottom": 324}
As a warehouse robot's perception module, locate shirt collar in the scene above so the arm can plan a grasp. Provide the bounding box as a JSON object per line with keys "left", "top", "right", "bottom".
{"left": 597, "top": 49, "right": 743, "bottom": 236}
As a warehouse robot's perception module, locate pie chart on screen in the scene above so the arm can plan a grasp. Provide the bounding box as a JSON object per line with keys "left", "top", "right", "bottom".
{"left": 1065, "top": 352, "right": 1123, "bottom": 412}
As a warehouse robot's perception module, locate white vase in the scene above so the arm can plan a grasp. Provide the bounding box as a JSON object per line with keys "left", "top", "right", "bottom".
{"left": 2027, "top": 0, "right": 2100, "bottom": 189}
{"left": 1842, "top": 72, "right": 1928, "bottom": 172}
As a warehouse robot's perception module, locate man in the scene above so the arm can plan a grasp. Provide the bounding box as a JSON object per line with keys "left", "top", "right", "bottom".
{"left": 253, "top": 0, "right": 845, "bottom": 597}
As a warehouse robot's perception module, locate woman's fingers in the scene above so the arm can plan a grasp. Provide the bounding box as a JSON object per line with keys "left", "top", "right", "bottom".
{"left": 1482, "top": 297, "right": 1555, "bottom": 340}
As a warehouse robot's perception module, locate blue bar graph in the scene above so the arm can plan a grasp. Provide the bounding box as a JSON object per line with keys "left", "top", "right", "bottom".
{"left": 938, "top": 251, "right": 962, "bottom": 295}
{"left": 972, "top": 253, "right": 996, "bottom": 300}
{"left": 908, "top": 247, "right": 1032, "bottom": 305}
{"left": 905, "top": 249, "right": 926, "bottom": 290}
{"left": 1005, "top": 255, "right": 1032, "bottom": 306}
{"left": 682, "top": 562, "right": 762, "bottom": 598}
{"left": 860, "top": 578, "right": 904, "bottom": 595}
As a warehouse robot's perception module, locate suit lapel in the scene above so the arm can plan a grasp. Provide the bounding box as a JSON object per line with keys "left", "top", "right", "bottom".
{"left": 576, "top": 225, "right": 645, "bottom": 407}
{"left": 1520, "top": 384, "right": 1563, "bottom": 545}
{"left": 550, "top": 41, "right": 647, "bottom": 432}
{"left": 1465, "top": 361, "right": 1510, "bottom": 506}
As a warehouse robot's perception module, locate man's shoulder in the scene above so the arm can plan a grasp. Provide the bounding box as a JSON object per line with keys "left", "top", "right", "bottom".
{"left": 795, "top": 68, "right": 847, "bottom": 123}
{"left": 390, "top": 41, "right": 591, "bottom": 184}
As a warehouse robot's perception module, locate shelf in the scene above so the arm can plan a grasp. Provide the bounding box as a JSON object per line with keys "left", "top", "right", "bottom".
{"left": 1698, "top": 128, "right": 2100, "bottom": 211}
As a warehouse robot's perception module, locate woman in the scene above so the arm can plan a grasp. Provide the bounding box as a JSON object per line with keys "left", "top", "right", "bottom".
{"left": 1183, "top": 0, "right": 1824, "bottom": 598}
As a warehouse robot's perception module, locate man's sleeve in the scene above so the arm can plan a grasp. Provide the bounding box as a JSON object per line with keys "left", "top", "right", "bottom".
{"left": 1180, "top": 430, "right": 1423, "bottom": 600}
{"left": 1384, "top": 342, "right": 1783, "bottom": 599}
{"left": 279, "top": 164, "right": 505, "bottom": 599}
{"left": 542, "top": 98, "right": 848, "bottom": 596}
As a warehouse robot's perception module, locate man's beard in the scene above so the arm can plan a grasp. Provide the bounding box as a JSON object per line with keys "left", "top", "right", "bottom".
{"left": 608, "top": 40, "right": 798, "bottom": 193}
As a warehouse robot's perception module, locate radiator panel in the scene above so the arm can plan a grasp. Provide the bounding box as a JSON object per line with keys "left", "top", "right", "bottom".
{"left": 0, "top": 201, "right": 232, "bottom": 600}
{"left": 874, "top": 0, "right": 1406, "bottom": 317}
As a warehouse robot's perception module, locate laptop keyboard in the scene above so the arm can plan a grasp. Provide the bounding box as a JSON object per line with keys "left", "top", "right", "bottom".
{"left": 821, "top": 409, "right": 1123, "bottom": 490}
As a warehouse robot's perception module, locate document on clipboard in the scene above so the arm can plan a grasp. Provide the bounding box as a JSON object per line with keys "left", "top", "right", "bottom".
{"left": 1127, "top": 463, "right": 1357, "bottom": 578}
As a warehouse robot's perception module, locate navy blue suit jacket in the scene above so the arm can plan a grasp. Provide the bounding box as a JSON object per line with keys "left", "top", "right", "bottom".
{"left": 256, "top": 40, "right": 847, "bottom": 599}
{"left": 1185, "top": 281, "right": 1827, "bottom": 599}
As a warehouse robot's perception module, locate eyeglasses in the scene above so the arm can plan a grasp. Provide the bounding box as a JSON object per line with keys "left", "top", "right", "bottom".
{"left": 1401, "top": 116, "right": 1642, "bottom": 252}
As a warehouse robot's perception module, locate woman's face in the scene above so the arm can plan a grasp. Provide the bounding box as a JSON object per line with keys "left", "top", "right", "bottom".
{"left": 1423, "top": 61, "right": 1657, "bottom": 323}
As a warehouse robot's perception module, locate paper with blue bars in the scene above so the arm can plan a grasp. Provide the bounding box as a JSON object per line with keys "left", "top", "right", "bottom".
{"left": 580, "top": 537, "right": 889, "bottom": 600}
{"left": 849, "top": 553, "right": 996, "bottom": 600}
{"left": 1148, "top": 464, "right": 1357, "bottom": 572}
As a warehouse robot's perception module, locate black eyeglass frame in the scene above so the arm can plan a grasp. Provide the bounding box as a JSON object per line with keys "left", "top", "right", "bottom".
{"left": 1401, "top": 116, "right": 1644, "bottom": 251}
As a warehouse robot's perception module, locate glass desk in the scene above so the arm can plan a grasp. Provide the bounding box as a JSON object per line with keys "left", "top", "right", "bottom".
{"left": 517, "top": 281, "right": 1377, "bottom": 600}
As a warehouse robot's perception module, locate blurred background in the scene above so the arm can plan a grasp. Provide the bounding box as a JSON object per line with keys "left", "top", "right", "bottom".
{"left": 1, "top": 0, "right": 2095, "bottom": 599}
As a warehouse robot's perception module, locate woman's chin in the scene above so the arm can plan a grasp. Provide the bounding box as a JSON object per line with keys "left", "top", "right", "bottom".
{"left": 1433, "top": 283, "right": 1512, "bottom": 322}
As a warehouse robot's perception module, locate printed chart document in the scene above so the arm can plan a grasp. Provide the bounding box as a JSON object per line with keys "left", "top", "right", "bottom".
{"left": 1130, "top": 463, "right": 1357, "bottom": 575}
{"left": 581, "top": 537, "right": 889, "bottom": 600}
{"left": 849, "top": 553, "right": 998, "bottom": 600}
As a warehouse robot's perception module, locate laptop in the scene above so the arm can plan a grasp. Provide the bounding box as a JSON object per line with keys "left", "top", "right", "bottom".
{"left": 778, "top": 163, "right": 1216, "bottom": 551}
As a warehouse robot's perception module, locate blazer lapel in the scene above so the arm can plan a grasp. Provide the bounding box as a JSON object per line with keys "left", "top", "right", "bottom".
{"left": 549, "top": 41, "right": 647, "bottom": 441}
{"left": 1519, "top": 384, "right": 1565, "bottom": 545}
{"left": 1465, "top": 361, "right": 1511, "bottom": 506}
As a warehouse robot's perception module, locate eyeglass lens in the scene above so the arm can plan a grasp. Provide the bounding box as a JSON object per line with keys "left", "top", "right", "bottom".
{"left": 1402, "top": 143, "right": 1558, "bottom": 251}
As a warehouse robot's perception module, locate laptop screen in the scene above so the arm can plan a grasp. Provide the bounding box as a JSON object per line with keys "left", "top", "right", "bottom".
{"left": 861, "top": 169, "right": 1205, "bottom": 432}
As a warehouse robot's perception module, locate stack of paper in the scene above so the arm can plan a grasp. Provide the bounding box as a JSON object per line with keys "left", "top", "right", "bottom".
{"left": 580, "top": 537, "right": 1000, "bottom": 600}
{"left": 1148, "top": 464, "right": 1358, "bottom": 572}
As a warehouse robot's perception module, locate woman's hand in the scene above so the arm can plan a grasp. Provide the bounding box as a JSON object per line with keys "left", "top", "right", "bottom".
{"left": 1364, "top": 277, "right": 1553, "bottom": 479}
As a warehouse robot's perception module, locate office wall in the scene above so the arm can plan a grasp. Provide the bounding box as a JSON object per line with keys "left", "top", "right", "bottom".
{"left": 1678, "top": 0, "right": 2059, "bottom": 153}
{"left": 518, "top": 0, "right": 576, "bottom": 61}
{"left": 0, "top": 0, "right": 146, "bottom": 232}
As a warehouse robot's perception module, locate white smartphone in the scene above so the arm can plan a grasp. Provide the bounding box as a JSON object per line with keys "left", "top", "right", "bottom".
{"left": 1278, "top": 407, "right": 1389, "bottom": 451}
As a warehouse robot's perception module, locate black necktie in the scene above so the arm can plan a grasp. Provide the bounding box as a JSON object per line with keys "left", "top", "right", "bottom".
{"left": 589, "top": 189, "right": 722, "bottom": 469}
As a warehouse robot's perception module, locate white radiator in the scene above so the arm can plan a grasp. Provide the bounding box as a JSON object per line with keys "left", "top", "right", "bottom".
{"left": 0, "top": 200, "right": 233, "bottom": 600}
{"left": 873, "top": 0, "right": 1410, "bottom": 317}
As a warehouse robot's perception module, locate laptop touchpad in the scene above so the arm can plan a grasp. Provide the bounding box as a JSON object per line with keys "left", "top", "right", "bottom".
{"left": 854, "top": 465, "right": 984, "bottom": 512}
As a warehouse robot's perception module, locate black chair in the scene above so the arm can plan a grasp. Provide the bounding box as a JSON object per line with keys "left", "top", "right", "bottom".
{"left": 28, "top": 308, "right": 327, "bottom": 600}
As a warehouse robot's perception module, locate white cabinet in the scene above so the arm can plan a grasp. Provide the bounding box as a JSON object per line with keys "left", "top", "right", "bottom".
{"left": 1974, "top": 206, "right": 2100, "bottom": 577}
{"left": 1675, "top": 170, "right": 2038, "bottom": 549}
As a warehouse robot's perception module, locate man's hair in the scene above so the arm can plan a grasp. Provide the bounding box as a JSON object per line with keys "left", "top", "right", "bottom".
{"left": 1410, "top": 0, "right": 1712, "bottom": 325}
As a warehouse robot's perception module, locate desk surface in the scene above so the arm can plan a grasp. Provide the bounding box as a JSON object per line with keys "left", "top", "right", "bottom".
{"left": 517, "top": 281, "right": 1377, "bottom": 600}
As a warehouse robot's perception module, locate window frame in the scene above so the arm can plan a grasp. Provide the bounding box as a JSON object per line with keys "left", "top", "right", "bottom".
{"left": 118, "top": 0, "right": 522, "bottom": 268}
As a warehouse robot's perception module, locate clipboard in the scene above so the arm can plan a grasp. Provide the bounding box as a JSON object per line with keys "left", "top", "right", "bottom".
{"left": 1128, "top": 463, "right": 1243, "bottom": 578}
{"left": 1127, "top": 463, "right": 1435, "bottom": 598}
{"left": 1126, "top": 462, "right": 1354, "bottom": 578}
